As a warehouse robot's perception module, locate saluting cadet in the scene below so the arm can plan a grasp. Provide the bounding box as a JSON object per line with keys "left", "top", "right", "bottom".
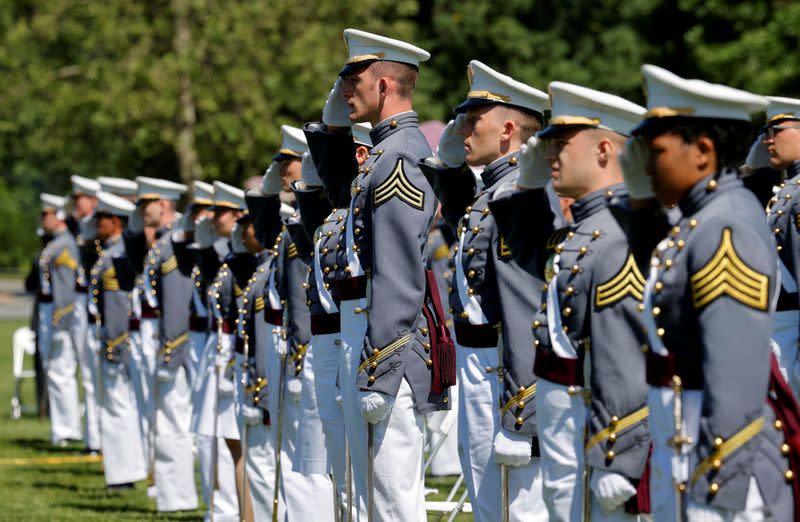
{"left": 747, "top": 97, "right": 800, "bottom": 400}
{"left": 619, "top": 65, "right": 796, "bottom": 521}
{"left": 420, "top": 61, "right": 554, "bottom": 521}
{"left": 234, "top": 189, "right": 282, "bottom": 522}
{"left": 308, "top": 28, "right": 448, "bottom": 521}
{"left": 69, "top": 175, "right": 102, "bottom": 453}
{"left": 38, "top": 193, "right": 83, "bottom": 445}
{"left": 297, "top": 121, "right": 373, "bottom": 518}
{"left": 192, "top": 181, "right": 248, "bottom": 520}
{"left": 187, "top": 181, "right": 240, "bottom": 522}
{"left": 500, "top": 83, "right": 651, "bottom": 521}
{"left": 130, "top": 177, "right": 199, "bottom": 512}
{"left": 91, "top": 191, "right": 147, "bottom": 490}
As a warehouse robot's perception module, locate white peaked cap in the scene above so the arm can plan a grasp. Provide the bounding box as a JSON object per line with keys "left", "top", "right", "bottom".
{"left": 96, "top": 191, "right": 136, "bottom": 216}
{"left": 273, "top": 125, "right": 309, "bottom": 161}
{"left": 192, "top": 180, "right": 214, "bottom": 205}
{"left": 134, "top": 176, "right": 187, "bottom": 202}
{"left": 97, "top": 176, "right": 138, "bottom": 197}
{"left": 539, "top": 81, "right": 646, "bottom": 138}
{"left": 455, "top": 60, "right": 549, "bottom": 116}
{"left": 41, "top": 193, "right": 67, "bottom": 212}
{"left": 70, "top": 175, "right": 100, "bottom": 197}
{"left": 339, "top": 28, "right": 430, "bottom": 76}
{"left": 634, "top": 64, "right": 767, "bottom": 134}
{"left": 352, "top": 122, "right": 373, "bottom": 147}
{"left": 764, "top": 96, "right": 800, "bottom": 127}
{"left": 212, "top": 181, "right": 246, "bottom": 211}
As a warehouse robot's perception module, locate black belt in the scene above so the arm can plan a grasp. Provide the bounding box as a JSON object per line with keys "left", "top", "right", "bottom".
{"left": 211, "top": 317, "right": 234, "bottom": 334}
{"left": 454, "top": 321, "right": 498, "bottom": 348}
{"left": 128, "top": 318, "right": 141, "bottom": 331}
{"left": 777, "top": 291, "right": 799, "bottom": 312}
{"left": 140, "top": 304, "right": 159, "bottom": 319}
{"left": 337, "top": 275, "right": 368, "bottom": 301}
{"left": 311, "top": 313, "right": 341, "bottom": 335}
{"left": 645, "top": 349, "right": 703, "bottom": 390}
{"left": 264, "top": 307, "right": 283, "bottom": 326}
{"left": 75, "top": 283, "right": 88, "bottom": 294}
{"left": 533, "top": 348, "right": 582, "bottom": 387}
{"left": 38, "top": 293, "right": 53, "bottom": 303}
{"left": 189, "top": 314, "right": 207, "bottom": 332}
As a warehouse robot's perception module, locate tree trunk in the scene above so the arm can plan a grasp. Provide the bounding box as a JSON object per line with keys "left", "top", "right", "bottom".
{"left": 173, "top": 0, "right": 202, "bottom": 186}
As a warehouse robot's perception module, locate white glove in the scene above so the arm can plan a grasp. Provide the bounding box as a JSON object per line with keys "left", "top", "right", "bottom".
{"left": 194, "top": 216, "right": 216, "bottom": 248}
{"left": 493, "top": 429, "right": 533, "bottom": 467}
{"left": 179, "top": 210, "right": 194, "bottom": 233}
{"left": 589, "top": 469, "right": 638, "bottom": 512}
{"left": 517, "top": 136, "right": 552, "bottom": 189}
{"left": 322, "top": 78, "right": 352, "bottom": 127}
{"left": 241, "top": 404, "right": 263, "bottom": 426}
{"left": 300, "top": 152, "right": 322, "bottom": 187}
{"left": 262, "top": 162, "right": 282, "bottom": 195}
{"left": 744, "top": 133, "right": 771, "bottom": 172}
{"left": 231, "top": 222, "right": 247, "bottom": 253}
{"left": 287, "top": 377, "right": 302, "bottom": 404}
{"left": 157, "top": 367, "right": 175, "bottom": 383}
{"left": 359, "top": 391, "right": 394, "bottom": 424}
{"left": 127, "top": 207, "right": 144, "bottom": 234}
{"left": 619, "top": 137, "right": 654, "bottom": 199}
{"left": 79, "top": 213, "right": 97, "bottom": 240}
{"left": 436, "top": 114, "right": 467, "bottom": 168}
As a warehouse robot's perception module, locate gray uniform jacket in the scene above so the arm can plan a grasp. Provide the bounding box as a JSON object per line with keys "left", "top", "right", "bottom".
{"left": 425, "top": 224, "right": 454, "bottom": 329}
{"left": 39, "top": 230, "right": 80, "bottom": 330}
{"left": 768, "top": 160, "right": 800, "bottom": 323}
{"left": 90, "top": 236, "right": 130, "bottom": 364}
{"left": 422, "top": 153, "right": 562, "bottom": 435}
{"left": 280, "top": 224, "right": 312, "bottom": 376}
{"left": 237, "top": 251, "right": 272, "bottom": 412}
{"left": 620, "top": 170, "right": 791, "bottom": 516}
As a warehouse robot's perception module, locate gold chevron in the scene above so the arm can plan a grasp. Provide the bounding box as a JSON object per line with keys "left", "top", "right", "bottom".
{"left": 595, "top": 254, "right": 646, "bottom": 307}
{"left": 254, "top": 295, "right": 265, "bottom": 312}
{"left": 102, "top": 266, "right": 119, "bottom": 291}
{"left": 160, "top": 255, "right": 178, "bottom": 275}
{"left": 691, "top": 228, "right": 769, "bottom": 311}
{"left": 234, "top": 284, "right": 243, "bottom": 297}
{"left": 287, "top": 243, "right": 298, "bottom": 259}
{"left": 431, "top": 243, "right": 449, "bottom": 261}
{"left": 357, "top": 334, "right": 412, "bottom": 373}
{"left": 500, "top": 383, "right": 537, "bottom": 417}
{"left": 52, "top": 304, "right": 75, "bottom": 326}
{"left": 499, "top": 236, "right": 512, "bottom": 258}
{"left": 546, "top": 229, "right": 569, "bottom": 251}
{"left": 373, "top": 159, "right": 425, "bottom": 210}
{"left": 54, "top": 248, "right": 78, "bottom": 271}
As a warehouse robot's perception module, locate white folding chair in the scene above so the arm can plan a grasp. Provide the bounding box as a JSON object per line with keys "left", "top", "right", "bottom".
{"left": 11, "top": 326, "right": 36, "bottom": 419}
{"left": 424, "top": 408, "right": 472, "bottom": 519}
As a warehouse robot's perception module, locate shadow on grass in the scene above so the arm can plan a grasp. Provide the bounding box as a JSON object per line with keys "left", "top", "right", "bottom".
{"left": 9, "top": 437, "right": 85, "bottom": 454}
{"left": 59, "top": 501, "right": 203, "bottom": 519}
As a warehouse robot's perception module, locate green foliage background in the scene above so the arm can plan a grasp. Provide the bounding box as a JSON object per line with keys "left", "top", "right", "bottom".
{"left": 1, "top": 0, "right": 799, "bottom": 268}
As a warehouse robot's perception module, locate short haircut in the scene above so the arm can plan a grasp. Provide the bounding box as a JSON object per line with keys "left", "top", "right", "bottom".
{"left": 369, "top": 61, "right": 419, "bottom": 99}
{"left": 640, "top": 117, "right": 753, "bottom": 169}
{"left": 495, "top": 105, "right": 543, "bottom": 142}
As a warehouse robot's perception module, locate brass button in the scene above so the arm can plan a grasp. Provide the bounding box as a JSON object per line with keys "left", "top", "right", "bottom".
{"left": 426, "top": 358, "right": 433, "bottom": 367}
{"left": 606, "top": 450, "right": 615, "bottom": 460}
{"left": 712, "top": 459, "right": 721, "bottom": 470}
{"left": 563, "top": 307, "right": 572, "bottom": 317}
{"left": 714, "top": 437, "right": 724, "bottom": 448}
{"left": 608, "top": 433, "right": 617, "bottom": 442}
{"left": 368, "top": 375, "right": 376, "bottom": 383}
{"left": 533, "top": 320, "right": 541, "bottom": 329}
{"left": 516, "top": 417, "right": 524, "bottom": 426}
{"left": 709, "top": 483, "right": 719, "bottom": 495}
{"left": 786, "top": 470, "right": 794, "bottom": 482}
{"left": 782, "top": 443, "right": 791, "bottom": 456}
{"left": 689, "top": 219, "right": 698, "bottom": 229}
{"left": 776, "top": 420, "right": 784, "bottom": 430}
{"left": 652, "top": 307, "right": 661, "bottom": 317}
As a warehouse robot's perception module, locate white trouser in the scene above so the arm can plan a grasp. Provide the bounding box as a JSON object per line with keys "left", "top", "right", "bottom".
{"left": 536, "top": 377, "right": 586, "bottom": 522}
{"left": 154, "top": 363, "right": 199, "bottom": 511}
{"left": 128, "top": 329, "right": 148, "bottom": 460}
{"left": 686, "top": 477, "right": 766, "bottom": 522}
{"left": 38, "top": 302, "right": 82, "bottom": 442}
{"left": 294, "top": 341, "right": 330, "bottom": 475}
{"left": 457, "top": 343, "right": 546, "bottom": 522}
{"left": 267, "top": 326, "right": 334, "bottom": 522}
{"left": 243, "top": 421, "right": 280, "bottom": 522}
{"left": 192, "top": 331, "right": 239, "bottom": 440}
{"left": 428, "top": 379, "right": 461, "bottom": 476}
{"left": 313, "top": 331, "right": 349, "bottom": 507}
{"left": 773, "top": 310, "right": 800, "bottom": 400}
{"left": 588, "top": 479, "right": 652, "bottom": 522}
{"left": 129, "top": 318, "right": 159, "bottom": 459}
{"left": 196, "top": 434, "right": 239, "bottom": 522}
{"left": 100, "top": 357, "right": 147, "bottom": 486}
{"left": 187, "top": 330, "right": 208, "bottom": 387}
{"left": 341, "top": 298, "right": 425, "bottom": 522}
{"left": 72, "top": 296, "right": 100, "bottom": 450}
{"left": 190, "top": 330, "right": 216, "bottom": 435}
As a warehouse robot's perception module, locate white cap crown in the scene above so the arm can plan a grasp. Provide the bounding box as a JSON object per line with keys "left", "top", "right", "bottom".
{"left": 97, "top": 176, "right": 138, "bottom": 197}
{"left": 212, "top": 181, "right": 246, "bottom": 211}
{"left": 70, "top": 175, "right": 100, "bottom": 197}
{"left": 340, "top": 29, "right": 429, "bottom": 76}
{"left": 96, "top": 191, "right": 136, "bottom": 216}
{"left": 134, "top": 176, "right": 187, "bottom": 201}
{"left": 541, "top": 81, "right": 645, "bottom": 137}
{"left": 456, "top": 60, "right": 548, "bottom": 116}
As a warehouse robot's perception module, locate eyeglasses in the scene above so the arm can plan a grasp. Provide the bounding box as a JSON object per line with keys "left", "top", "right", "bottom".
{"left": 765, "top": 124, "right": 800, "bottom": 138}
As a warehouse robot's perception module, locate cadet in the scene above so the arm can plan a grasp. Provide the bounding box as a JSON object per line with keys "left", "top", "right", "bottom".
{"left": 419, "top": 61, "right": 554, "bottom": 521}
{"left": 38, "top": 193, "right": 83, "bottom": 445}
{"left": 309, "top": 28, "right": 446, "bottom": 521}
{"left": 749, "top": 97, "right": 800, "bottom": 399}
{"left": 294, "top": 121, "right": 374, "bottom": 517}
{"left": 620, "top": 64, "right": 795, "bottom": 521}
{"left": 69, "top": 175, "right": 102, "bottom": 453}
{"left": 90, "top": 191, "right": 147, "bottom": 490}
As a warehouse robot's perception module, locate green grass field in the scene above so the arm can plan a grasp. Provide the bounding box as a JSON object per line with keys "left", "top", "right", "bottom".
{"left": 0, "top": 319, "right": 471, "bottom": 521}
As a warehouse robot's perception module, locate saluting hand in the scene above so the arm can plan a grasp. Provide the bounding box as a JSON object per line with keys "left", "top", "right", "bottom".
{"left": 322, "top": 78, "right": 352, "bottom": 128}
{"left": 516, "top": 136, "right": 551, "bottom": 189}
{"left": 436, "top": 114, "right": 467, "bottom": 168}
{"left": 300, "top": 152, "right": 322, "bottom": 187}
{"left": 619, "top": 137, "right": 654, "bottom": 199}
{"left": 262, "top": 162, "right": 282, "bottom": 196}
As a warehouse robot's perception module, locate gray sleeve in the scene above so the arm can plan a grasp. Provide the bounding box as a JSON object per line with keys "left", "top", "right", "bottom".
{"left": 50, "top": 236, "right": 79, "bottom": 329}
{"left": 285, "top": 246, "right": 311, "bottom": 375}
{"left": 418, "top": 158, "right": 478, "bottom": 229}
{"left": 157, "top": 242, "right": 193, "bottom": 368}
{"left": 102, "top": 255, "right": 131, "bottom": 363}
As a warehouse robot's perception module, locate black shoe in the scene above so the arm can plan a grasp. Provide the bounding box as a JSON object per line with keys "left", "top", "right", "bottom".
{"left": 81, "top": 447, "right": 101, "bottom": 456}
{"left": 107, "top": 482, "right": 135, "bottom": 493}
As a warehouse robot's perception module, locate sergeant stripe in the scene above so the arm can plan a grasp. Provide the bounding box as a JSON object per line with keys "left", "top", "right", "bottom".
{"left": 500, "top": 383, "right": 537, "bottom": 417}
{"left": 160, "top": 255, "right": 178, "bottom": 275}
{"left": 254, "top": 296, "right": 265, "bottom": 312}
{"left": 431, "top": 243, "right": 449, "bottom": 261}
{"left": 373, "top": 159, "right": 424, "bottom": 210}
{"left": 54, "top": 248, "right": 78, "bottom": 271}
{"left": 585, "top": 406, "right": 649, "bottom": 451}
{"left": 102, "top": 266, "right": 119, "bottom": 291}
{"left": 287, "top": 243, "right": 298, "bottom": 259}
{"left": 357, "top": 334, "right": 412, "bottom": 373}
{"left": 690, "top": 228, "right": 768, "bottom": 310}
{"left": 690, "top": 416, "right": 764, "bottom": 485}
{"left": 595, "top": 254, "right": 646, "bottom": 307}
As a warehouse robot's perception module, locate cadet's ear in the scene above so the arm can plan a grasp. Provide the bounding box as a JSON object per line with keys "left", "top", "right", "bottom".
{"left": 694, "top": 135, "right": 716, "bottom": 173}
{"left": 501, "top": 119, "right": 516, "bottom": 142}
{"left": 355, "top": 145, "right": 370, "bottom": 165}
